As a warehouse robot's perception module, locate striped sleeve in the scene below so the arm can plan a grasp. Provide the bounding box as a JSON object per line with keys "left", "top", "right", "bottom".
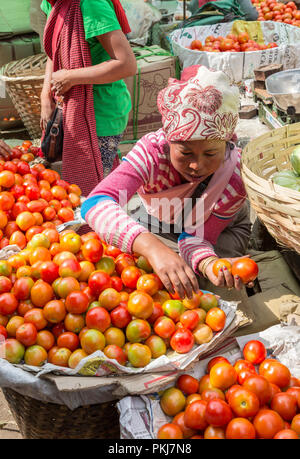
{"left": 85, "top": 198, "right": 148, "bottom": 253}
{"left": 178, "top": 232, "right": 217, "bottom": 274}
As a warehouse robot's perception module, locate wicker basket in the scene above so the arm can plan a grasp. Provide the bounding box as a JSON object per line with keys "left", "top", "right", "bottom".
{"left": 3, "top": 388, "right": 120, "bottom": 439}
{"left": 1, "top": 53, "right": 47, "bottom": 140}
{"left": 241, "top": 123, "right": 300, "bottom": 254}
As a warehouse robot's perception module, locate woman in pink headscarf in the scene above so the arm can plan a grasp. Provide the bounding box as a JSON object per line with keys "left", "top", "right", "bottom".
{"left": 81, "top": 65, "right": 252, "bottom": 298}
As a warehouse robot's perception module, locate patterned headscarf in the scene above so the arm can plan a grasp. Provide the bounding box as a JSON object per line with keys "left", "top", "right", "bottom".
{"left": 157, "top": 65, "right": 240, "bottom": 142}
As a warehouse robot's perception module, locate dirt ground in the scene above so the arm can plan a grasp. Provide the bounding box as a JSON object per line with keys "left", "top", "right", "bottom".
{"left": 0, "top": 390, "right": 22, "bottom": 439}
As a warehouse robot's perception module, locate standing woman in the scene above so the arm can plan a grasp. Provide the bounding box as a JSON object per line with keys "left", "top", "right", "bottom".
{"left": 40, "top": 0, "right": 137, "bottom": 196}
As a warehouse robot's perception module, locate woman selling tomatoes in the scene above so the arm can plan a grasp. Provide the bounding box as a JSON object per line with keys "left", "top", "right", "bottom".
{"left": 81, "top": 65, "right": 253, "bottom": 298}
{"left": 40, "top": 0, "right": 136, "bottom": 197}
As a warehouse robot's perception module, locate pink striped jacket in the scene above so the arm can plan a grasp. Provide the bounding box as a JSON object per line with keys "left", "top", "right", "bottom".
{"left": 81, "top": 129, "right": 247, "bottom": 274}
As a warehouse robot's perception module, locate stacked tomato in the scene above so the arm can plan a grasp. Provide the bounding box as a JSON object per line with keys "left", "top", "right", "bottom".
{"left": 157, "top": 340, "right": 300, "bottom": 439}
{"left": 253, "top": 0, "right": 300, "bottom": 26}
{"left": 0, "top": 230, "right": 227, "bottom": 369}
{"left": 0, "top": 152, "right": 81, "bottom": 250}
{"left": 190, "top": 32, "right": 278, "bottom": 53}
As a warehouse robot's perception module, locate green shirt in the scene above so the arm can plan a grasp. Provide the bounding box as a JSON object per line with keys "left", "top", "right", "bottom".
{"left": 41, "top": 0, "right": 132, "bottom": 137}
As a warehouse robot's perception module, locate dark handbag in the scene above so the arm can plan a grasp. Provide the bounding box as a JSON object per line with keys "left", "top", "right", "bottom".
{"left": 41, "top": 101, "right": 64, "bottom": 163}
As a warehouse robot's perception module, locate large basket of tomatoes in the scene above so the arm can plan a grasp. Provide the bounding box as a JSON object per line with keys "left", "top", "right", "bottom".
{"left": 2, "top": 387, "right": 120, "bottom": 439}
{"left": 0, "top": 54, "right": 47, "bottom": 140}
{"left": 169, "top": 19, "right": 300, "bottom": 83}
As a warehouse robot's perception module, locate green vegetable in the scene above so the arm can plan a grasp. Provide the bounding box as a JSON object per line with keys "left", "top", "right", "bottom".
{"left": 272, "top": 170, "right": 300, "bottom": 191}
{"left": 291, "top": 146, "right": 300, "bottom": 176}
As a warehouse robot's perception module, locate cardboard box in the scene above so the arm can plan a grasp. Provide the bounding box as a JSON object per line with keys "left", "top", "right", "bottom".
{"left": 123, "top": 45, "right": 178, "bottom": 141}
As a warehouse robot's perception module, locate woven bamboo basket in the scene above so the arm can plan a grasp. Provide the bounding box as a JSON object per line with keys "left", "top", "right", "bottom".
{"left": 2, "top": 388, "right": 120, "bottom": 439}
{"left": 1, "top": 53, "right": 47, "bottom": 140}
{"left": 241, "top": 123, "right": 300, "bottom": 254}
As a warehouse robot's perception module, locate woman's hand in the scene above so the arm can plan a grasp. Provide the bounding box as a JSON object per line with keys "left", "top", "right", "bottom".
{"left": 51, "top": 69, "right": 73, "bottom": 97}
{"left": 0, "top": 140, "right": 12, "bottom": 157}
{"left": 202, "top": 256, "right": 255, "bottom": 291}
{"left": 40, "top": 94, "right": 55, "bottom": 131}
{"left": 132, "top": 233, "right": 199, "bottom": 299}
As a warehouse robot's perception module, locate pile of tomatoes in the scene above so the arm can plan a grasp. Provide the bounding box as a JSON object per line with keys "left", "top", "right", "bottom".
{"left": 0, "top": 229, "right": 228, "bottom": 370}
{"left": 253, "top": 0, "right": 300, "bottom": 26}
{"left": 157, "top": 340, "right": 300, "bottom": 439}
{"left": 0, "top": 142, "right": 81, "bottom": 251}
{"left": 189, "top": 32, "right": 278, "bottom": 53}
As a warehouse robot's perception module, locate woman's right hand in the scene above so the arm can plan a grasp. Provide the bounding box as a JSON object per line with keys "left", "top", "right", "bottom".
{"left": 40, "top": 94, "right": 55, "bottom": 131}
{"left": 132, "top": 233, "right": 200, "bottom": 299}
{"left": 146, "top": 247, "right": 200, "bottom": 300}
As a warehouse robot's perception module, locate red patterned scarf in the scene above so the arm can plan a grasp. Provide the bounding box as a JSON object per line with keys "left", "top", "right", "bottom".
{"left": 43, "top": 0, "right": 130, "bottom": 196}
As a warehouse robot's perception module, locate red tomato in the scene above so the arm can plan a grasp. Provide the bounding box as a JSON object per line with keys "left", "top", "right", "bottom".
{"left": 273, "top": 429, "right": 299, "bottom": 439}
{"left": 259, "top": 360, "right": 291, "bottom": 388}
{"left": 228, "top": 387, "right": 260, "bottom": 418}
{"left": 0, "top": 276, "right": 12, "bottom": 294}
{"left": 154, "top": 316, "right": 176, "bottom": 339}
{"left": 253, "top": 409, "right": 284, "bottom": 439}
{"left": 43, "top": 300, "right": 66, "bottom": 324}
{"left": 170, "top": 328, "right": 194, "bottom": 354}
{"left": 225, "top": 418, "right": 256, "bottom": 439}
{"left": 0, "top": 324, "right": 8, "bottom": 339}
{"left": 39, "top": 261, "right": 59, "bottom": 284}
{"left": 157, "top": 423, "right": 183, "bottom": 439}
{"left": 65, "top": 291, "right": 89, "bottom": 314}
{"left": 286, "top": 387, "right": 300, "bottom": 410}
{"left": 105, "top": 245, "right": 122, "bottom": 258}
{"left": 233, "top": 359, "right": 256, "bottom": 375}
{"left": 16, "top": 322, "right": 37, "bottom": 347}
{"left": 121, "top": 266, "right": 142, "bottom": 289}
{"left": 209, "top": 362, "right": 237, "bottom": 390}
{"left": 147, "top": 302, "right": 164, "bottom": 325}
{"left": 243, "top": 375, "right": 271, "bottom": 406}
{"left": 291, "top": 414, "right": 300, "bottom": 435}
{"left": 205, "top": 399, "right": 233, "bottom": 427}
{"left": 81, "top": 239, "right": 103, "bottom": 263}
{"left": 231, "top": 258, "right": 258, "bottom": 284}
{"left": 110, "top": 276, "right": 123, "bottom": 292}
{"left": 0, "top": 292, "right": 18, "bottom": 315}
{"left": 184, "top": 400, "right": 208, "bottom": 431}
{"left": 115, "top": 254, "right": 135, "bottom": 276}
{"left": 270, "top": 393, "right": 298, "bottom": 421}
{"left": 24, "top": 308, "right": 48, "bottom": 330}
{"left": 88, "top": 271, "right": 111, "bottom": 296}
{"left": 176, "top": 374, "right": 199, "bottom": 395}
{"left": 57, "top": 331, "right": 80, "bottom": 352}
{"left": 201, "top": 387, "right": 225, "bottom": 402}
{"left": 85, "top": 306, "right": 111, "bottom": 332}
{"left": 110, "top": 305, "right": 132, "bottom": 328}
{"left": 204, "top": 425, "right": 226, "bottom": 439}
{"left": 179, "top": 310, "right": 199, "bottom": 330}
{"left": 207, "top": 356, "right": 230, "bottom": 373}
{"left": 172, "top": 412, "right": 196, "bottom": 439}
{"left": 243, "top": 340, "right": 267, "bottom": 364}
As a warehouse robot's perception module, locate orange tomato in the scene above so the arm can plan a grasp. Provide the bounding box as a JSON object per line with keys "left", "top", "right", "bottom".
{"left": 205, "top": 307, "right": 226, "bottom": 332}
